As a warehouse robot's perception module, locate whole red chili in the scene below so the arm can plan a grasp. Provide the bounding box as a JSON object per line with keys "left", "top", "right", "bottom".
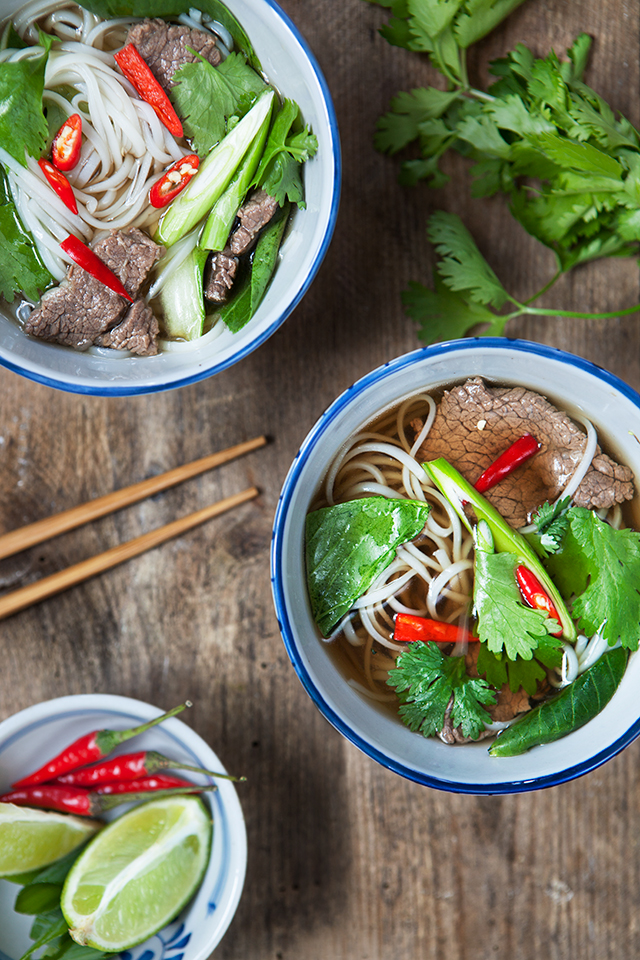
{"left": 515, "top": 565, "right": 563, "bottom": 637}
{"left": 59, "top": 235, "right": 134, "bottom": 302}
{"left": 0, "top": 782, "right": 212, "bottom": 817}
{"left": 55, "top": 749, "right": 243, "bottom": 786}
{"left": 38, "top": 159, "right": 78, "bottom": 214}
{"left": 11, "top": 703, "right": 190, "bottom": 789}
{"left": 52, "top": 113, "right": 82, "bottom": 172}
{"left": 474, "top": 434, "right": 541, "bottom": 494}
{"left": 394, "top": 613, "right": 479, "bottom": 645}
{"left": 149, "top": 155, "right": 200, "bottom": 208}
{"left": 94, "top": 773, "right": 195, "bottom": 794}
{"left": 114, "top": 44, "right": 183, "bottom": 138}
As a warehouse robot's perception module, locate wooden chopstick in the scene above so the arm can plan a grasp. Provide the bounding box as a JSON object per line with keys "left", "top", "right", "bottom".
{"left": 0, "top": 486, "right": 259, "bottom": 622}
{"left": 0, "top": 435, "right": 266, "bottom": 562}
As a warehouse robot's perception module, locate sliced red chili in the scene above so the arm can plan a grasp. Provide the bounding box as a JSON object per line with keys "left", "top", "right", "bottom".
{"left": 52, "top": 113, "right": 82, "bottom": 172}
{"left": 149, "top": 154, "right": 200, "bottom": 208}
{"left": 38, "top": 158, "right": 78, "bottom": 214}
{"left": 114, "top": 43, "right": 183, "bottom": 138}
{"left": 515, "top": 565, "right": 563, "bottom": 637}
{"left": 394, "top": 613, "right": 479, "bottom": 644}
{"left": 474, "top": 434, "right": 541, "bottom": 494}
{"left": 59, "top": 235, "right": 133, "bottom": 302}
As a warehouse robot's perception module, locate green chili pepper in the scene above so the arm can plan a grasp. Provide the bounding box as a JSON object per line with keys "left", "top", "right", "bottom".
{"left": 488, "top": 647, "right": 628, "bottom": 757}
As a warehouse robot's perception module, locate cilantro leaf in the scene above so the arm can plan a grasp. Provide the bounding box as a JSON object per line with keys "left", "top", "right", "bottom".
{"left": 477, "top": 633, "right": 562, "bottom": 695}
{"left": 454, "top": 0, "right": 527, "bottom": 49}
{"left": 403, "top": 273, "right": 508, "bottom": 343}
{"left": 374, "top": 87, "right": 460, "bottom": 154}
{"left": 474, "top": 549, "right": 557, "bottom": 660}
{"left": 0, "top": 30, "right": 53, "bottom": 165}
{"left": 427, "top": 211, "right": 510, "bottom": 308}
{"left": 171, "top": 51, "right": 266, "bottom": 154}
{"left": 528, "top": 497, "right": 571, "bottom": 556}
{"left": 0, "top": 168, "right": 52, "bottom": 302}
{"left": 545, "top": 507, "right": 640, "bottom": 650}
{"left": 388, "top": 640, "right": 496, "bottom": 740}
{"left": 253, "top": 100, "right": 318, "bottom": 208}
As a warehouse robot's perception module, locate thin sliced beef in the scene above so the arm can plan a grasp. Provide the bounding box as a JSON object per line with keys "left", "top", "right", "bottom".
{"left": 127, "top": 18, "right": 221, "bottom": 90}
{"left": 413, "top": 377, "right": 634, "bottom": 527}
{"left": 229, "top": 189, "right": 279, "bottom": 256}
{"left": 93, "top": 228, "right": 162, "bottom": 299}
{"left": 204, "top": 251, "right": 238, "bottom": 303}
{"left": 25, "top": 229, "right": 162, "bottom": 352}
{"left": 94, "top": 300, "right": 159, "bottom": 356}
{"left": 25, "top": 266, "right": 125, "bottom": 349}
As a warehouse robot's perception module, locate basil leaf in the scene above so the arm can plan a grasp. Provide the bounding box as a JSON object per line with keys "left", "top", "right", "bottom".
{"left": 0, "top": 31, "right": 53, "bottom": 165}
{"left": 15, "top": 883, "right": 62, "bottom": 915}
{"left": 306, "top": 496, "right": 430, "bottom": 637}
{"left": 489, "top": 647, "right": 628, "bottom": 756}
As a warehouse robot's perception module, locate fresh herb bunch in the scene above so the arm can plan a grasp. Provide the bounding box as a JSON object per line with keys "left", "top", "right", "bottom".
{"left": 369, "top": 0, "right": 640, "bottom": 341}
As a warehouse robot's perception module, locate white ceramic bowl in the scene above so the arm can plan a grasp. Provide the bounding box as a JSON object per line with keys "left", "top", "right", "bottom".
{"left": 271, "top": 339, "right": 640, "bottom": 794}
{"left": 0, "top": 694, "right": 247, "bottom": 960}
{"left": 0, "top": 0, "right": 340, "bottom": 395}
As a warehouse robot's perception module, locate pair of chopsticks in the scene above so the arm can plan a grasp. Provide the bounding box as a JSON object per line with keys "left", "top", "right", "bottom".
{"left": 0, "top": 436, "right": 266, "bottom": 622}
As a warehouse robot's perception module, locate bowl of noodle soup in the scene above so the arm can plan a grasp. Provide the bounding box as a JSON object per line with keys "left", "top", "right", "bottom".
{"left": 271, "top": 339, "right": 640, "bottom": 794}
{"left": 0, "top": 0, "right": 339, "bottom": 394}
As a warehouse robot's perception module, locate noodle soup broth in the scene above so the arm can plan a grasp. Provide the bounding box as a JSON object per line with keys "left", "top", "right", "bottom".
{"left": 272, "top": 341, "right": 640, "bottom": 792}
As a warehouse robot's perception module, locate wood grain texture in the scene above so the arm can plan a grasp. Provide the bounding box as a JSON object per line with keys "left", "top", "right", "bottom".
{"left": 1, "top": 1, "right": 640, "bottom": 958}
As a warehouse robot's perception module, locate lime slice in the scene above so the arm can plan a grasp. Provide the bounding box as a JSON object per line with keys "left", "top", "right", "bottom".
{"left": 61, "top": 795, "right": 212, "bottom": 951}
{"left": 0, "top": 803, "right": 101, "bottom": 878}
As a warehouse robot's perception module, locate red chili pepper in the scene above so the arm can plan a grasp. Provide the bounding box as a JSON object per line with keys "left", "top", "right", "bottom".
{"left": 94, "top": 774, "right": 196, "bottom": 794}
{"left": 114, "top": 44, "right": 183, "bottom": 138}
{"left": 149, "top": 154, "right": 200, "bottom": 208}
{"left": 11, "top": 703, "right": 190, "bottom": 789}
{"left": 37, "top": 159, "right": 78, "bottom": 214}
{"left": 60, "top": 235, "right": 134, "bottom": 302}
{"left": 515, "top": 565, "right": 563, "bottom": 637}
{"left": 54, "top": 749, "right": 243, "bottom": 786}
{"left": 474, "top": 434, "right": 541, "bottom": 494}
{"left": 394, "top": 613, "right": 479, "bottom": 644}
{"left": 51, "top": 113, "right": 82, "bottom": 172}
{"left": 0, "top": 782, "right": 212, "bottom": 817}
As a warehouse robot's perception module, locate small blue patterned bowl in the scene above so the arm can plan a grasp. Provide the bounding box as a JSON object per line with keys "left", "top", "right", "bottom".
{"left": 0, "top": 694, "right": 247, "bottom": 960}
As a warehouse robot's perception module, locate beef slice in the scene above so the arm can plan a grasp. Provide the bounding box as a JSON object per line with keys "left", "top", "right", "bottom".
{"left": 414, "top": 377, "right": 634, "bottom": 527}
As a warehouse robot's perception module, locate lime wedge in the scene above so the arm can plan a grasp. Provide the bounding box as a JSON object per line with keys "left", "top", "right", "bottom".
{"left": 0, "top": 803, "right": 101, "bottom": 878}
{"left": 61, "top": 795, "right": 212, "bottom": 951}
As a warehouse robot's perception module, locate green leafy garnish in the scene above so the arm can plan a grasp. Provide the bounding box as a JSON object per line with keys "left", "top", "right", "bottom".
{"left": 305, "top": 495, "right": 430, "bottom": 637}
{"left": 370, "top": 7, "right": 640, "bottom": 337}
{"left": 477, "top": 633, "right": 562, "bottom": 695}
{"left": 171, "top": 51, "right": 266, "bottom": 155}
{"left": 253, "top": 100, "right": 318, "bottom": 208}
{"left": 474, "top": 549, "right": 558, "bottom": 660}
{"left": 528, "top": 496, "right": 571, "bottom": 556}
{"left": 545, "top": 507, "right": 640, "bottom": 650}
{"left": 387, "top": 640, "right": 496, "bottom": 740}
{"left": 0, "top": 30, "right": 53, "bottom": 165}
{"left": 489, "top": 647, "right": 628, "bottom": 756}
{"left": 218, "top": 200, "right": 290, "bottom": 333}
{"left": 0, "top": 168, "right": 52, "bottom": 302}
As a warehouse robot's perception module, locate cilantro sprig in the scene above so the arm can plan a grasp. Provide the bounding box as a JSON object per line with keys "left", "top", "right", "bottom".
{"left": 387, "top": 640, "right": 496, "bottom": 740}
{"left": 545, "top": 507, "right": 640, "bottom": 650}
{"left": 368, "top": 2, "right": 640, "bottom": 340}
{"left": 252, "top": 100, "right": 318, "bottom": 208}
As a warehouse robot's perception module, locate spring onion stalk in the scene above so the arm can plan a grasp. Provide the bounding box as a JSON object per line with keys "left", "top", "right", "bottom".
{"left": 200, "top": 103, "right": 273, "bottom": 252}
{"left": 422, "top": 458, "right": 576, "bottom": 642}
{"left": 156, "top": 89, "right": 275, "bottom": 246}
{"left": 159, "top": 246, "right": 208, "bottom": 340}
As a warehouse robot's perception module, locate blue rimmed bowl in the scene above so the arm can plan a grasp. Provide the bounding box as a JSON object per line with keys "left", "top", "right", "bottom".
{"left": 271, "top": 338, "right": 640, "bottom": 795}
{"left": 0, "top": 0, "right": 340, "bottom": 395}
{"left": 0, "top": 694, "right": 247, "bottom": 960}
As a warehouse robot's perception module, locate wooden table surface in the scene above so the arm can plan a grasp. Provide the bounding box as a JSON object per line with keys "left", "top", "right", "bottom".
{"left": 1, "top": 1, "right": 640, "bottom": 957}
